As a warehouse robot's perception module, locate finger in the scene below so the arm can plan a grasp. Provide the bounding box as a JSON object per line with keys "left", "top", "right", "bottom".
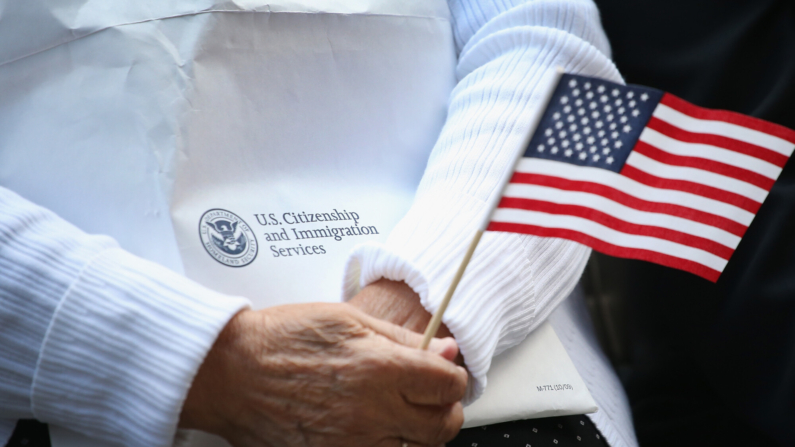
{"left": 396, "top": 402, "right": 464, "bottom": 446}
{"left": 393, "top": 348, "right": 468, "bottom": 405}
{"left": 351, "top": 309, "right": 467, "bottom": 404}
{"left": 402, "top": 362, "right": 467, "bottom": 406}
{"left": 431, "top": 337, "right": 459, "bottom": 362}
{"left": 357, "top": 310, "right": 458, "bottom": 355}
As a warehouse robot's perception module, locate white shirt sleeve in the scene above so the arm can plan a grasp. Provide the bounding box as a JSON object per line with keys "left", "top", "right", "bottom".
{"left": 0, "top": 187, "right": 250, "bottom": 447}
{"left": 343, "top": 0, "right": 623, "bottom": 403}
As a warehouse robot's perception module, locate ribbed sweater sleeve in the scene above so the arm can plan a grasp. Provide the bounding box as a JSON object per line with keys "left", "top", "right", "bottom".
{"left": 0, "top": 187, "right": 250, "bottom": 446}
{"left": 343, "top": 0, "right": 623, "bottom": 403}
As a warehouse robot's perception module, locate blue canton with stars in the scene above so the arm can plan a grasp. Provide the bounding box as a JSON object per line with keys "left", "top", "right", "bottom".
{"left": 525, "top": 74, "right": 664, "bottom": 172}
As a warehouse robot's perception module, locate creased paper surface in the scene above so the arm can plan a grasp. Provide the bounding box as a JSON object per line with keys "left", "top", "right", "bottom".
{"left": 0, "top": 1, "right": 596, "bottom": 445}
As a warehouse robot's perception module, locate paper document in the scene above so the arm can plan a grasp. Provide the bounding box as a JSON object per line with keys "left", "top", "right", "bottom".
{"left": 0, "top": 1, "right": 596, "bottom": 446}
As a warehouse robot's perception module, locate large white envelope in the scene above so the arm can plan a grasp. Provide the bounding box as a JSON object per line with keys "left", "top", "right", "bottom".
{"left": 0, "top": 1, "right": 596, "bottom": 446}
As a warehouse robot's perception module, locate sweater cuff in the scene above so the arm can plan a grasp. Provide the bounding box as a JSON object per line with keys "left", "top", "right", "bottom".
{"left": 344, "top": 187, "right": 590, "bottom": 403}
{"left": 31, "top": 248, "right": 250, "bottom": 447}
{"left": 0, "top": 187, "right": 123, "bottom": 418}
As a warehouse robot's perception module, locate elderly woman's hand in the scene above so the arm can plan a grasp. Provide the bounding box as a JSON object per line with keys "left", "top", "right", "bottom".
{"left": 179, "top": 302, "right": 467, "bottom": 447}
{"left": 349, "top": 279, "right": 464, "bottom": 367}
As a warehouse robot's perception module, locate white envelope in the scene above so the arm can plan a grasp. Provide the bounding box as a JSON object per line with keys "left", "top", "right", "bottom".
{"left": 0, "top": 1, "right": 595, "bottom": 446}
{"left": 463, "top": 320, "right": 597, "bottom": 428}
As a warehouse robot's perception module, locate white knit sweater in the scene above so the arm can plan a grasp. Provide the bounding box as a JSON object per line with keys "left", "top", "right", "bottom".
{"left": 0, "top": 188, "right": 250, "bottom": 446}
{"left": 0, "top": 1, "right": 631, "bottom": 446}
{"left": 343, "top": 2, "right": 636, "bottom": 445}
{"left": 345, "top": 0, "right": 620, "bottom": 405}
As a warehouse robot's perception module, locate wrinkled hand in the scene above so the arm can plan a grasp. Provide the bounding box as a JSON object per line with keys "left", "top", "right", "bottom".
{"left": 349, "top": 279, "right": 464, "bottom": 366}
{"left": 179, "top": 303, "right": 467, "bottom": 447}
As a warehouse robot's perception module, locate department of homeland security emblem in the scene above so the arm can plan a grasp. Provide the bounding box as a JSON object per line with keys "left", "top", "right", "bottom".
{"left": 199, "top": 209, "right": 258, "bottom": 267}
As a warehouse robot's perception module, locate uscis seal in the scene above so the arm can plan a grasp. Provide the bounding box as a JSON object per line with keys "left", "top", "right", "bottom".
{"left": 199, "top": 209, "right": 258, "bottom": 267}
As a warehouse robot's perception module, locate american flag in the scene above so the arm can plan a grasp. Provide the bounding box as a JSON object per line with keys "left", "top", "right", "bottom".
{"left": 488, "top": 74, "right": 795, "bottom": 282}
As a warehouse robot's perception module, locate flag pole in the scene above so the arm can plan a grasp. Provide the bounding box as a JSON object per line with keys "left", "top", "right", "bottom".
{"left": 419, "top": 67, "right": 566, "bottom": 350}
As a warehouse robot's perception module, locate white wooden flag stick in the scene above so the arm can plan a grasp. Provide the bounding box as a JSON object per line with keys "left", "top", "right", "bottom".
{"left": 419, "top": 67, "right": 566, "bottom": 350}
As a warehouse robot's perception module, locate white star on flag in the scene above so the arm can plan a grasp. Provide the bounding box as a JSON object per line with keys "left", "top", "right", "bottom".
{"left": 418, "top": 70, "right": 795, "bottom": 352}
{"left": 485, "top": 73, "right": 795, "bottom": 282}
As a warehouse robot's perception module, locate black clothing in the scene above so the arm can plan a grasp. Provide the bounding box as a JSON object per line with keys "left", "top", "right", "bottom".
{"left": 592, "top": 0, "right": 795, "bottom": 445}
{"left": 5, "top": 421, "right": 50, "bottom": 447}
{"left": 450, "top": 415, "right": 609, "bottom": 447}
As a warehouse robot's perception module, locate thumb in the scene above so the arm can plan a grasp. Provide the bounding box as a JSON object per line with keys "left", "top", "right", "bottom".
{"left": 356, "top": 310, "right": 468, "bottom": 406}
{"left": 356, "top": 309, "right": 460, "bottom": 357}
{"left": 429, "top": 337, "right": 460, "bottom": 362}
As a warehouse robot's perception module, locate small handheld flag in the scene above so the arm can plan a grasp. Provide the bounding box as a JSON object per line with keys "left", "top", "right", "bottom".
{"left": 420, "top": 70, "right": 795, "bottom": 348}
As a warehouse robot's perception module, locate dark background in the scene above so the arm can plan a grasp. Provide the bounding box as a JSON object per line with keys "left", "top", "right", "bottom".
{"left": 587, "top": 0, "right": 795, "bottom": 445}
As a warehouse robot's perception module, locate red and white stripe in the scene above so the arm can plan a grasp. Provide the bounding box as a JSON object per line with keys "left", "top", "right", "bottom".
{"left": 488, "top": 93, "right": 795, "bottom": 281}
